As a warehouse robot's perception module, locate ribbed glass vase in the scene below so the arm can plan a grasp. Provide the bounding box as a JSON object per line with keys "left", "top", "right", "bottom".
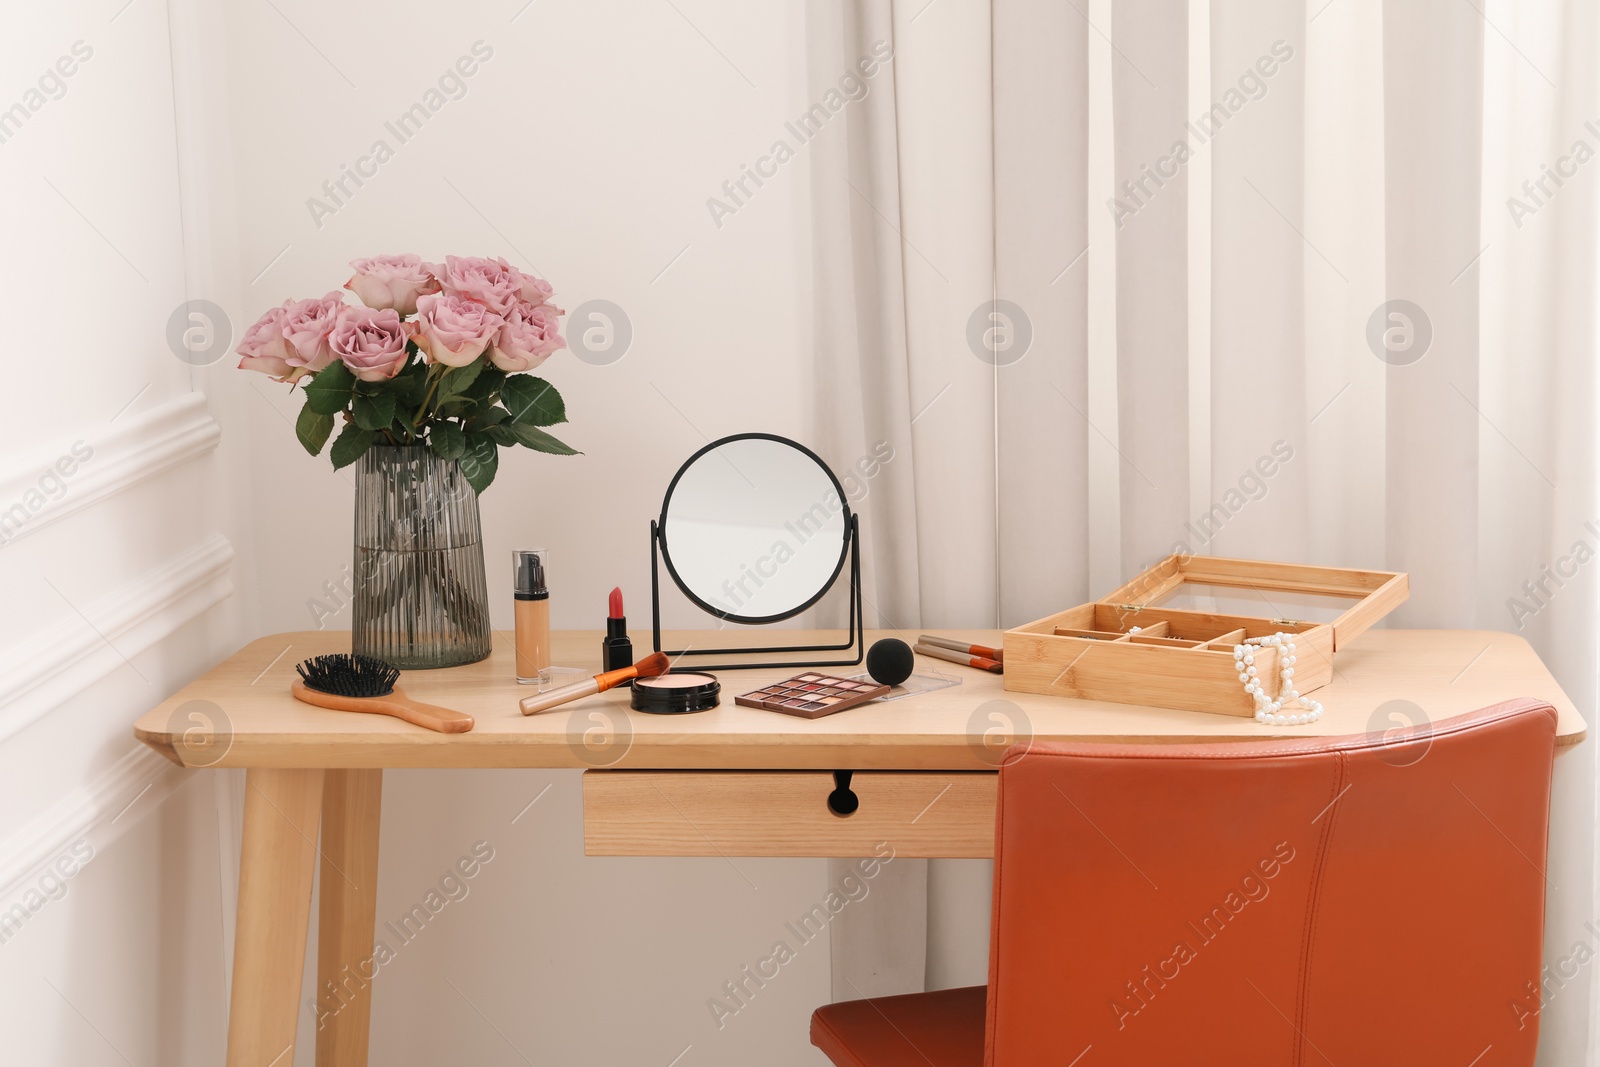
{"left": 351, "top": 445, "right": 492, "bottom": 669}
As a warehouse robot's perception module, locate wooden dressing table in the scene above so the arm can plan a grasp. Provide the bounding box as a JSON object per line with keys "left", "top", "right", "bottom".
{"left": 133, "top": 628, "right": 1585, "bottom": 1066}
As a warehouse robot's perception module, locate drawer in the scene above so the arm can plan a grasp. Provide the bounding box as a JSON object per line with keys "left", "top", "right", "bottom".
{"left": 582, "top": 770, "right": 998, "bottom": 858}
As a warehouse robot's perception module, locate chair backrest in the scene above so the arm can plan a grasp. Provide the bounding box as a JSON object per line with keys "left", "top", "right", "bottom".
{"left": 984, "top": 699, "right": 1559, "bottom": 1066}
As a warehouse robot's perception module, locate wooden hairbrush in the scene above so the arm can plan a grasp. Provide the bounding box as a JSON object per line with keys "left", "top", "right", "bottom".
{"left": 292, "top": 654, "right": 474, "bottom": 734}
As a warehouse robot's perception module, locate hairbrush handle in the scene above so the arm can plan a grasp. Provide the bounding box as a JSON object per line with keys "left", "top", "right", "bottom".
{"left": 291, "top": 680, "right": 475, "bottom": 733}
{"left": 917, "top": 634, "right": 1004, "bottom": 662}
{"left": 913, "top": 643, "right": 1004, "bottom": 674}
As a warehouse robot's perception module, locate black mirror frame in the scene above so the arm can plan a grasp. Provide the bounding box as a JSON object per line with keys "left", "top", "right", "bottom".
{"left": 650, "top": 433, "right": 865, "bottom": 672}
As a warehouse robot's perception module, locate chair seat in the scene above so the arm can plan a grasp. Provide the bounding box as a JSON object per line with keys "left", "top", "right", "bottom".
{"left": 810, "top": 985, "right": 987, "bottom": 1067}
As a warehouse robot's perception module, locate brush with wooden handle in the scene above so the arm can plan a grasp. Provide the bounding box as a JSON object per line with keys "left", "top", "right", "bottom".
{"left": 917, "top": 635, "right": 1004, "bottom": 663}
{"left": 913, "top": 642, "right": 1004, "bottom": 674}
{"left": 292, "top": 654, "right": 475, "bottom": 733}
{"left": 520, "top": 651, "right": 671, "bottom": 715}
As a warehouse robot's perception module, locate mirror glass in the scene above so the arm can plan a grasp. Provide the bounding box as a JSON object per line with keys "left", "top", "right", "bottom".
{"left": 661, "top": 436, "right": 850, "bottom": 623}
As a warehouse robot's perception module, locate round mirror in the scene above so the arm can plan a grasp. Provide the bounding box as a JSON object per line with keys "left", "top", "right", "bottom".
{"left": 659, "top": 434, "right": 851, "bottom": 624}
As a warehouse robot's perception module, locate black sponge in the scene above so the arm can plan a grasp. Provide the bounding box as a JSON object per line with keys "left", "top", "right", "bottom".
{"left": 866, "top": 638, "right": 915, "bottom": 687}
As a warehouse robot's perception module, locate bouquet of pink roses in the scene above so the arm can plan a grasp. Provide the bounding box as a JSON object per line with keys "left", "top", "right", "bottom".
{"left": 236, "top": 253, "right": 575, "bottom": 493}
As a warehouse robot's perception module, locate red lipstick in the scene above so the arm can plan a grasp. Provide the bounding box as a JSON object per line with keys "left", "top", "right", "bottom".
{"left": 603, "top": 586, "right": 634, "bottom": 681}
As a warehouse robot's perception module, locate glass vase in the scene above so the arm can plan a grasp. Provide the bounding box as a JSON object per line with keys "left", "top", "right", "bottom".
{"left": 352, "top": 444, "right": 492, "bottom": 669}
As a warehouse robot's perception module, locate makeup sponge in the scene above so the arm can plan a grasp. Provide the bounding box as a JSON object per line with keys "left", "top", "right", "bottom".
{"left": 866, "top": 638, "right": 915, "bottom": 687}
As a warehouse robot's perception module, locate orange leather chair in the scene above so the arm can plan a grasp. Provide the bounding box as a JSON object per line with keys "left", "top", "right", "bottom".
{"left": 811, "top": 699, "right": 1559, "bottom": 1066}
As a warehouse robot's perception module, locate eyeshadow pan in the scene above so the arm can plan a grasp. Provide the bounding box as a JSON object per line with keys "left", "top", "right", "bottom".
{"left": 734, "top": 672, "right": 893, "bottom": 719}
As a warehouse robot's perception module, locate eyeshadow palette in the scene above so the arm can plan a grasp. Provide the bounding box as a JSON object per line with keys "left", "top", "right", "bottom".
{"left": 734, "top": 673, "right": 892, "bottom": 719}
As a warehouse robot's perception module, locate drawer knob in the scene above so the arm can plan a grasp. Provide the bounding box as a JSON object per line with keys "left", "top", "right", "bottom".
{"left": 827, "top": 771, "right": 860, "bottom": 817}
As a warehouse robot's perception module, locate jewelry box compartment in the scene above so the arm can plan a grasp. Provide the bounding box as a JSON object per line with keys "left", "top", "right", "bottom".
{"left": 1002, "top": 555, "right": 1409, "bottom": 717}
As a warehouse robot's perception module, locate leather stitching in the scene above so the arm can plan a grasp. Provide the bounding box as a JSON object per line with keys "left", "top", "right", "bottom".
{"left": 1293, "top": 749, "right": 1345, "bottom": 1066}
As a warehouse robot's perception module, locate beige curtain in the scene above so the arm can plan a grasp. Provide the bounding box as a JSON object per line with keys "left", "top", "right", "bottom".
{"left": 811, "top": 0, "right": 1599, "bottom": 1060}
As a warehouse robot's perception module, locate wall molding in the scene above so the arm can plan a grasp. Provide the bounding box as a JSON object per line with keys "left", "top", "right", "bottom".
{"left": 0, "top": 534, "right": 235, "bottom": 744}
{"left": 0, "top": 743, "right": 197, "bottom": 904}
{"left": 0, "top": 391, "right": 221, "bottom": 548}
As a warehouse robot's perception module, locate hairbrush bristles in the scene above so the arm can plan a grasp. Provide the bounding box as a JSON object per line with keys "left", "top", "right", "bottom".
{"left": 295, "top": 654, "right": 400, "bottom": 698}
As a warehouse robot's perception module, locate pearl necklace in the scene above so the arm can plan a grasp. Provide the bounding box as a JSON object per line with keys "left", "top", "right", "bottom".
{"left": 1233, "top": 633, "right": 1324, "bottom": 726}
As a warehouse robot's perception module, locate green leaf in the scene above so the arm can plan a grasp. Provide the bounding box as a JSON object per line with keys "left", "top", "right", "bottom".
{"left": 508, "top": 422, "right": 580, "bottom": 455}
{"left": 460, "top": 432, "right": 499, "bottom": 494}
{"left": 501, "top": 375, "right": 566, "bottom": 426}
{"left": 391, "top": 358, "right": 430, "bottom": 405}
{"left": 466, "top": 366, "right": 506, "bottom": 402}
{"left": 305, "top": 362, "right": 356, "bottom": 415}
{"left": 429, "top": 421, "right": 467, "bottom": 461}
{"left": 295, "top": 404, "right": 334, "bottom": 456}
{"left": 485, "top": 424, "right": 518, "bottom": 447}
{"left": 478, "top": 405, "right": 510, "bottom": 427}
{"left": 329, "top": 422, "right": 375, "bottom": 470}
{"left": 438, "top": 359, "right": 485, "bottom": 399}
{"left": 352, "top": 393, "right": 397, "bottom": 431}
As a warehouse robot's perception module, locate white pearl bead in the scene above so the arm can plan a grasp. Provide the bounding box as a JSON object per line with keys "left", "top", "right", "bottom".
{"left": 1283, "top": 667, "right": 1294, "bottom": 679}
{"left": 1246, "top": 666, "right": 1257, "bottom": 677}
{"left": 1244, "top": 654, "right": 1255, "bottom": 665}
{"left": 1273, "top": 714, "right": 1287, "bottom": 725}
{"left": 1286, "top": 655, "right": 1296, "bottom": 665}
{"left": 1255, "top": 710, "right": 1268, "bottom": 723}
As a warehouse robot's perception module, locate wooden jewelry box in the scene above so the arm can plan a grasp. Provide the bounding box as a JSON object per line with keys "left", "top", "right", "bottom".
{"left": 1002, "top": 555, "right": 1409, "bottom": 717}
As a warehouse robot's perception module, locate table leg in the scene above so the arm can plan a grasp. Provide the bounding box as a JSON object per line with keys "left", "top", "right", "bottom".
{"left": 226, "top": 768, "right": 326, "bottom": 1067}
{"left": 315, "top": 770, "right": 384, "bottom": 1066}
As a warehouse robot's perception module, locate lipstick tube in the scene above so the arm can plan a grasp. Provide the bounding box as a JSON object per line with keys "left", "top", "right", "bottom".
{"left": 603, "top": 586, "right": 633, "bottom": 684}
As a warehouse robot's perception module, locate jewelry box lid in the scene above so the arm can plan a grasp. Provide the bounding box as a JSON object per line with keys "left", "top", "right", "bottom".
{"left": 1096, "top": 555, "right": 1409, "bottom": 651}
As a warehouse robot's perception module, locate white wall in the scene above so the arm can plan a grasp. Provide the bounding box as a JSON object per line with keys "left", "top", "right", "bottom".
{"left": 0, "top": 0, "right": 848, "bottom": 1064}
{"left": 218, "top": 0, "right": 817, "bottom": 638}
{"left": 206, "top": 4, "right": 834, "bottom": 1062}
{"left": 0, "top": 0, "right": 249, "bottom": 1063}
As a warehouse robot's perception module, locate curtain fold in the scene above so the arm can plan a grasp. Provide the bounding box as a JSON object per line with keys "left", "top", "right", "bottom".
{"left": 1110, "top": 0, "right": 1189, "bottom": 570}
{"left": 1208, "top": 0, "right": 1310, "bottom": 562}
{"left": 807, "top": 0, "right": 923, "bottom": 632}
{"left": 811, "top": 2, "right": 1596, "bottom": 1058}
{"left": 993, "top": 0, "right": 1092, "bottom": 624}
{"left": 1382, "top": 0, "right": 1484, "bottom": 627}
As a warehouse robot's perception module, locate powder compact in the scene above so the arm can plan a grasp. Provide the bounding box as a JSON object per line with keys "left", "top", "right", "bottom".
{"left": 630, "top": 671, "right": 721, "bottom": 714}
{"left": 734, "top": 673, "right": 891, "bottom": 719}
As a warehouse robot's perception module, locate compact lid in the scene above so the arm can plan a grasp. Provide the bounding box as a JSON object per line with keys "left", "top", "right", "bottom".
{"left": 1098, "top": 555, "right": 1409, "bottom": 650}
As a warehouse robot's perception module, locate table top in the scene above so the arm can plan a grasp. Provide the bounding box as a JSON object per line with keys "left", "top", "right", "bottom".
{"left": 132, "top": 628, "right": 1586, "bottom": 770}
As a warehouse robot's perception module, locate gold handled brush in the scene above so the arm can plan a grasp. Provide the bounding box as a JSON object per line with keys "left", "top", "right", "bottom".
{"left": 520, "top": 652, "right": 671, "bottom": 715}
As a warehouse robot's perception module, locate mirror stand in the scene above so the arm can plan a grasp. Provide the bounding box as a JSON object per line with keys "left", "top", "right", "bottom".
{"left": 649, "top": 514, "right": 865, "bottom": 671}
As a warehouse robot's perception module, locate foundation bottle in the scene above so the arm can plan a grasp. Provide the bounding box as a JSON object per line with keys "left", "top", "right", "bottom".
{"left": 513, "top": 549, "right": 550, "bottom": 683}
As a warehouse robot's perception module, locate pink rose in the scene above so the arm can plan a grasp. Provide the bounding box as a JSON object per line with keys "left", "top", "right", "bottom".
{"left": 433, "top": 255, "right": 523, "bottom": 314}
{"left": 329, "top": 306, "right": 409, "bottom": 382}
{"left": 282, "top": 292, "right": 347, "bottom": 372}
{"left": 489, "top": 302, "right": 566, "bottom": 372}
{"left": 236, "top": 302, "right": 300, "bottom": 379}
{"left": 507, "top": 263, "right": 558, "bottom": 310}
{"left": 408, "top": 292, "right": 503, "bottom": 367}
{"left": 345, "top": 254, "right": 440, "bottom": 316}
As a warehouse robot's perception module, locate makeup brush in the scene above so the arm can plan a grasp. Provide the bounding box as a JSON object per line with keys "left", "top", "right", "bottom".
{"left": 519, "top": 651, "right": 671, "bottom": 715}
{"left": 917, "top": 635, "right": 1004, "bottom": 663}
{"left": 913, "top": 642, "right": 1004, "bottom": 674}
{"left": 292, "top": 654, "right": 475, "bottom": 733}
